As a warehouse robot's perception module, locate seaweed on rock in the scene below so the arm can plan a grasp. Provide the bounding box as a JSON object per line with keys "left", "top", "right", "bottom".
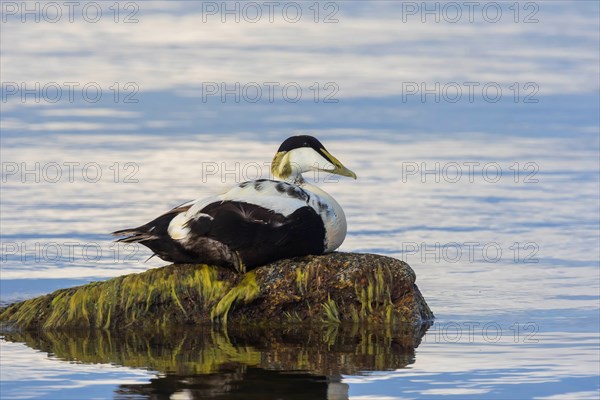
{"left": 0, "top": 253, "right": 433, "bottom": 331}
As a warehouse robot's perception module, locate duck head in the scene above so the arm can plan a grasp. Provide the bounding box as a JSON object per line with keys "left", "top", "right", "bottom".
{"left": 271, "top": 135, "right": 357, "bottom": 182}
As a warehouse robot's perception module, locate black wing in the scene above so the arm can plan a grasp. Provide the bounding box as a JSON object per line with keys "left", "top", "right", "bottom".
{"left": 184, "top": 201, "right": 326, "bottom": 268}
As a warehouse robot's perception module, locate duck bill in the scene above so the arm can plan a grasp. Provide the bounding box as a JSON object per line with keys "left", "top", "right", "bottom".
{"left": 320, "top": 148, "right": 358, "bottom": 179}
{"left": 331, "top": 165, "right": 357, "bottom": 179}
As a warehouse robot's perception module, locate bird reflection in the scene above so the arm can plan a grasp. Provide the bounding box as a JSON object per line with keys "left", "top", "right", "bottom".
{"left": 116, "top": 369, "right": 332, "bottom": 400}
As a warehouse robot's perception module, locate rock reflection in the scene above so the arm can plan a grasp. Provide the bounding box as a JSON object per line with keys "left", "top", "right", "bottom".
{"left": 3, "top": 323, "right": 429, "bottom": 400}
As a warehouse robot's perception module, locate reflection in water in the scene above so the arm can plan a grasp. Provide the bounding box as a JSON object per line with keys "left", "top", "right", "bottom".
{"left": 2, "top": 323, "right": 429, "bottom": 400}
{"left": 116, "top": 370, "right": 333, "bottom": 400}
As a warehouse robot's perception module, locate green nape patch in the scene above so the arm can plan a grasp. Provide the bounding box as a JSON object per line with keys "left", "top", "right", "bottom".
{"left": 0, "top": 252, "right": 433, "bottom": 331}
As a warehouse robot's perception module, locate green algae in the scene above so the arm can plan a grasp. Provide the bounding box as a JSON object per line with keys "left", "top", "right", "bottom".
{"left": 0, "top": 264, "right": 232, "bottom": 330}
{"left": 211, "top": 271, "right": 259, "bottom": 323}
{"left": 0, "top": 252, "right": 433, "bottom": 331}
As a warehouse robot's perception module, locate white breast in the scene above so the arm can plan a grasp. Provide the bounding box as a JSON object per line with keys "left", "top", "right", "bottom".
{"left": 302, "top": 182, "right": 347, "bottom": 252}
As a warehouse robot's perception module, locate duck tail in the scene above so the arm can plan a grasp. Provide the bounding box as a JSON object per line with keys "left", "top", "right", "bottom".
{"left": 111, "top": 225, "right": 158, "bottom": 243}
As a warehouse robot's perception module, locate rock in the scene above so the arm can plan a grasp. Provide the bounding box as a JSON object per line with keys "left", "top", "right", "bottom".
{"left": 0, "top": 252, "right": 433, "bottom": 331}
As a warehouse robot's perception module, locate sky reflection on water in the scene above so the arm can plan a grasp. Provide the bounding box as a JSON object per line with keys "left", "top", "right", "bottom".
{"left": 1, "top": 0, "right": 599, "bottom": 399}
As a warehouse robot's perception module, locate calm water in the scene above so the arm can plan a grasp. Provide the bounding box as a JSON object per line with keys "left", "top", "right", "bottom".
{"left": 1, "top": 1, "right": 599, "bottom": 399}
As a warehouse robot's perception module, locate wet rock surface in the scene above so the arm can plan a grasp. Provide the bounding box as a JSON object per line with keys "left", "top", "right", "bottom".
{"left": 0, "top": 252, "right": 433, "bottom": 331}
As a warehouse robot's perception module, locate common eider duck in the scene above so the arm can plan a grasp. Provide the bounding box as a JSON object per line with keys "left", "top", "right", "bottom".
{"left": 113, "top": 135, "right": 356, "bottom": 272}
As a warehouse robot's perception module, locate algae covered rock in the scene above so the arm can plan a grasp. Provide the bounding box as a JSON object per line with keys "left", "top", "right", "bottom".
{"left": 0, "top": 252, "right": 433, "bottom": 331}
